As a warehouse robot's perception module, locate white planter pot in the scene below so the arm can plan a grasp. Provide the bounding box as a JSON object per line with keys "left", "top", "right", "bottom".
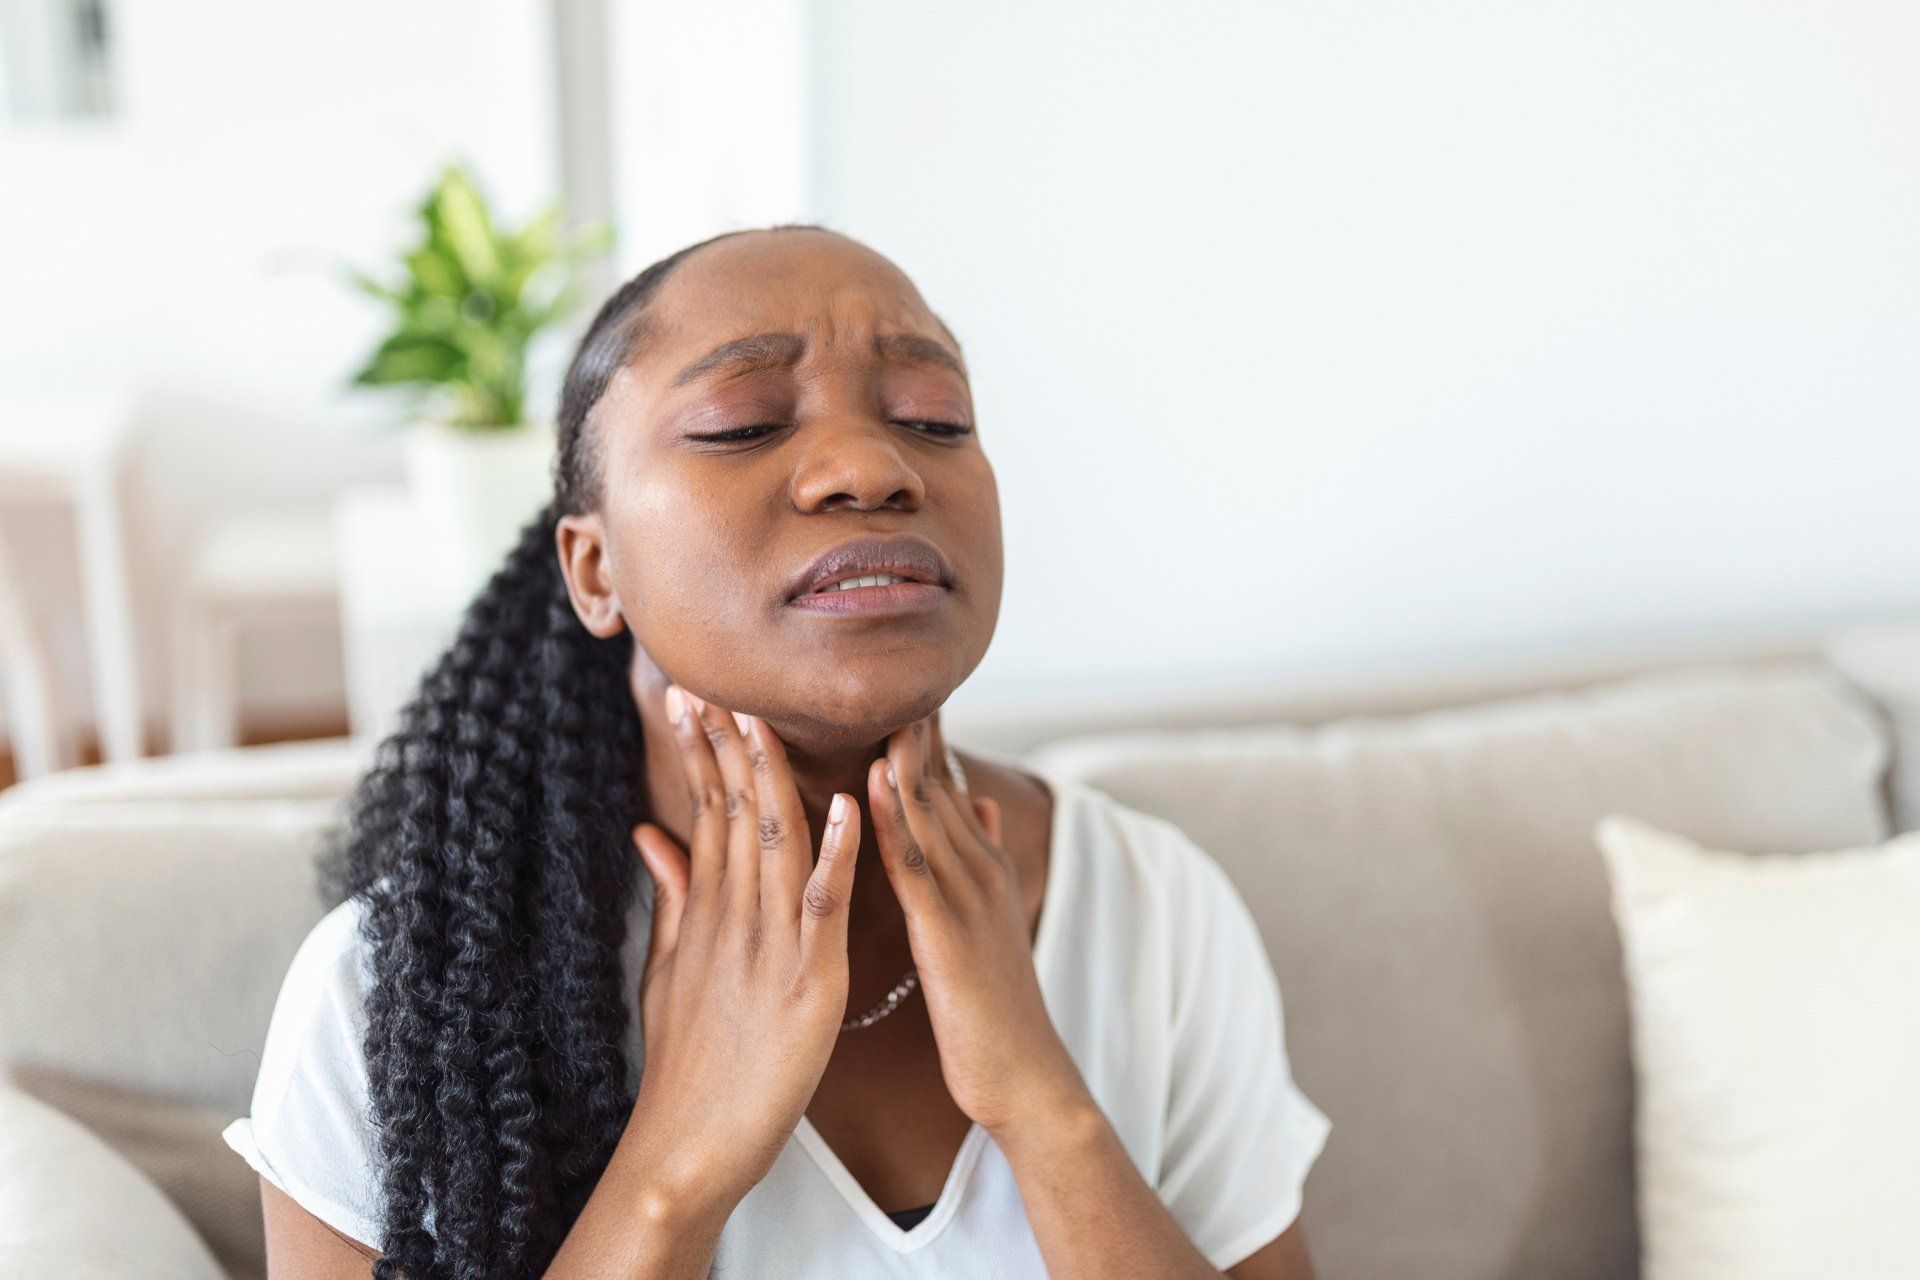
{"left": 402, "top": 418, "right": 558, "bottom": 600}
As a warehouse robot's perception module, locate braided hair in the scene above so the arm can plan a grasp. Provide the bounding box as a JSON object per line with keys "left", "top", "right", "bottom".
{"left": 322, "top": 222, "right": 829, "bottom": 1279}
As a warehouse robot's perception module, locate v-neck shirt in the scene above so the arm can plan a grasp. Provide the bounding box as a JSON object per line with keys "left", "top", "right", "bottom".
{"left": 222, "top": 761, "right": 1330, "bottom": 1274}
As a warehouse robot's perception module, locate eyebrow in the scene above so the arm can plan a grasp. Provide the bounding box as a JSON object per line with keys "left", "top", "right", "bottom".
{"left": 668, "top": 330, "right": 966, "bottom": 388}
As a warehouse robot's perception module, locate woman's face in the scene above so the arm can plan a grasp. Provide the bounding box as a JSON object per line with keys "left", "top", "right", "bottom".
{"left": 558, "top": 230, "right": 1002, "bottom": 752}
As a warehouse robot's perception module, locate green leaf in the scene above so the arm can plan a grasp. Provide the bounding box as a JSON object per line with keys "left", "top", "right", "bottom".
{"left": 405, "top": 293, "right": 465, "bottom": 335}
{"left": 511, "top": 201, "right": 564, "bottom": 263}
{"left": 339, "top": 265, "right": 402, "bottom": 304}
{"left": 432, "top": 165, "right": 503, "bottom": 286}
{"left": 350, "top": 332, "right": 466, "bottom": 387}
{"left": 335, "top": 158, "right": 612, "bottom": 431}
{"left": 405, "top": 244, "right": 466, "bottom": 299}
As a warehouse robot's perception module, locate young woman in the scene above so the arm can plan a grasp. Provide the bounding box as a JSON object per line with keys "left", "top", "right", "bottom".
{"left": 224, "top": 225, "right": 1331, "bottom": 1279}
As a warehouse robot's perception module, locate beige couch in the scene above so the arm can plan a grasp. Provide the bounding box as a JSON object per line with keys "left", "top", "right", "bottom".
{"left": 3, "top": 624, "right": 1916, "bottom": 1280}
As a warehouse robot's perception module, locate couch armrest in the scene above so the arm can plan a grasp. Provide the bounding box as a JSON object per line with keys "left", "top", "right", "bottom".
{"left": 0, "top": 1084, "right": 226, "bottom": 1280}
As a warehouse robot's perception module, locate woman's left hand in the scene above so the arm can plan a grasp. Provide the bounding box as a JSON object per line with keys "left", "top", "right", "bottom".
{"left": 868, "top": 713, "right": 1092, "bottom": 1135}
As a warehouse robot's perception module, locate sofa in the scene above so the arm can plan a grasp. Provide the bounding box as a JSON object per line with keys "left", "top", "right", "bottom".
{"left": 2, "top": 621, "right": 1916, "bottom": 1280}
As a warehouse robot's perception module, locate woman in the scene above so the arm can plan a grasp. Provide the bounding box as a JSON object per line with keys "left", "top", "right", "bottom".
{"left": 224, "top": 224, "right": 1331, "bottom": 1279}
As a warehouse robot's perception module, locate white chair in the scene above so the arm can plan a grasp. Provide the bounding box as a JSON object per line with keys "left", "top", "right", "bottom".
{"left": 0, "top": 389, "right": 145, "bottom": 764}
{"left": 333, "top": 486, "right": 469, "bottom": 744}
{"left": 170, "top": 511, "right": 341, "bottom": 753}
{"left": 0, "top": 529, "right": 72, "bottom": 779}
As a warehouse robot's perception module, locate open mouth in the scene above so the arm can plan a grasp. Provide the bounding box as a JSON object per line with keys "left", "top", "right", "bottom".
{"left": 789, "top": 573, "right": 948, "bottom": 615}
{"left": 809, "top": 572, "right": 916, "bottom": 594}
{"left": 785, "top": 534, "right": 953, "bottom": 615}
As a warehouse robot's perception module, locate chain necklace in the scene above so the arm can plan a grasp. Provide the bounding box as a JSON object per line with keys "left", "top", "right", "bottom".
{"left": 840, "top": 746, "right": 964, "bottom": 1033}
{"left": 841, "top": 968, "right": 919, "bottom": 1031}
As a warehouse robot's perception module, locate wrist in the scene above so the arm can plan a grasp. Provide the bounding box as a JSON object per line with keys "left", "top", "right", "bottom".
{"left": 617, "top": 1097, "right": 750, "bottom": 1231}
{"left": 630, "top": 1170, "right": 732, "bottom": 1235}
{"left": 981, "top": 1074, "right": 1102, "bottom": 1148}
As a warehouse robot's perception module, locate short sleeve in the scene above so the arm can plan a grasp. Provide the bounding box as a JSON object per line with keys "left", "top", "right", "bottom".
{"left": 221, "top": 899, "right": 385, "bottom": 1248}
{"left": 1154, "top": 833, "right": 1332, "bottom": 1271}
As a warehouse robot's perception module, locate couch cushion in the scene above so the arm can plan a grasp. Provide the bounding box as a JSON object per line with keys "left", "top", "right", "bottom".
{"left": 1826, "top": 620, "right": 1920, "bottom": 832}
{"left": 1596, "top": 815, "right": 1920, "bottom": 1280}
{"left": 0, "top": 799, "right": 345, "bottom": 1280}
{"left": 0, "top": 737, "right": 369, "bottom": 810}
{"left": 1026, "top": 659, "right": 1891, "bottom": 1280}
{"left": 0, "top": 1083, "right": 227, "bottom": 1280}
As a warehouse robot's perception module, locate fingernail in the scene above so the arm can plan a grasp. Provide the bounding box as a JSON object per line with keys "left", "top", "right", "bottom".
{"left": 886, "top": 761, "right": 897, "bottom": 788}
{"left": 665, "top": 686, "right": 686, "bottom": 722}
{"left": 732, "top": 710, "right": 752, "bottom": 736}
{"left": 828, "top": 793, "right": 847, "bottom": 825}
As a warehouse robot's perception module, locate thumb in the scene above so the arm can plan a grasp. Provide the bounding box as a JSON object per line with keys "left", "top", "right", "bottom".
{"left": 799, "top": 792, "right": 861, "bottom": 978}
{"left": 633, "top": 822, "right": 689, "bottom": 961}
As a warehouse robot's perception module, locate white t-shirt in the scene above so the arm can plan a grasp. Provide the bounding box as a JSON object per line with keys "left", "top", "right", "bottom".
{"left": 223, "top": 764, "right": 1331, "bottom": 1275}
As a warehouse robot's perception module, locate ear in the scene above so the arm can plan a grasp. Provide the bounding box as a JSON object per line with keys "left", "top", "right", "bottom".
{"left": 555, "top": 511, "right": 627, "bottom": 638}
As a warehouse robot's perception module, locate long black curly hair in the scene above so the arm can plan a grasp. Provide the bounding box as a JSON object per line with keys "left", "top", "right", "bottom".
{"left": 322, "top": 222, "right": 829, "bottom": 1279}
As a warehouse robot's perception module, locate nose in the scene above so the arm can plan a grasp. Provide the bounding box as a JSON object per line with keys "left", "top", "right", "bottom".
{"left": 790, "top": 414, "right": 927, "bottom": 513}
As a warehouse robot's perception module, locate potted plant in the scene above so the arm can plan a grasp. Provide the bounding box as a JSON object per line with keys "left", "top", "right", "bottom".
{"left": 341, "top": 161, "right": 613, "bottom": 592}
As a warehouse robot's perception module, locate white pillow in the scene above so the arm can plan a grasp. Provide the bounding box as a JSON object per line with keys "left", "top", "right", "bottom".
{"left": 1595, "top": 815, "right": 1920, "bottom": 1280}
{"left": 0, "top": 1085, "right": 226, "bottom": 1280}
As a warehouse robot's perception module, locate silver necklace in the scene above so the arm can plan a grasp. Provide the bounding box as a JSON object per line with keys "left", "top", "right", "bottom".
{"left": 840, "top": 747, "right": 964, "bottom": 1033}
{"left": 841, "top": 968, "right": 919, "bottom": 1031}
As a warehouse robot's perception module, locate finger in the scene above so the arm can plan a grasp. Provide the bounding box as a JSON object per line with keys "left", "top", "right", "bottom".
{"left": 870, "top": 753, "right": 949, "bottom": 915}
{"left": 687, "top": 692, "right": 761, "bottom": 919}
{"left": 633, "top": 822, "right": 689, "bottom": 960}
{"left": 799, "top": 792, "right": 860, "bottom": 978}
{"left": 664, "top": 683, "right": 728, "bottom": 927}
{"left": 924, "top": 711, "right": 991, "bottom": 849}
{"left": 910, "top": 718, "right": 1002, "bottom": 886}
{"left": 888, "top": 728, "right": 979, "bottom": 900}
{"left": 926, "top": 709, "right": 957, "bottom": 788}
{"left": 918, "top": 748, "right": 1005, "bottom": 886}
{"left": 973, "top": 796, "right": 1004, "bottom": 848}
{"left": 736, "top": 710, "right": 813, "bottom": 938}
{"left": 927, "top": 710, "right": 970, "bottom": 801}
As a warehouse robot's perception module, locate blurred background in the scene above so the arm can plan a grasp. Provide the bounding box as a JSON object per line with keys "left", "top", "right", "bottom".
{"left": 4, "top": 7, "right": 1919, "bottom": 1279}
{"left": 0, "top": 0, "right": 1915, "bottom": 774}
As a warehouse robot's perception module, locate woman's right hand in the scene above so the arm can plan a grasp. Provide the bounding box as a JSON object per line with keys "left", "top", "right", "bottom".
{"left": 624, "top": 683, "right": 862, "bottom": 1209}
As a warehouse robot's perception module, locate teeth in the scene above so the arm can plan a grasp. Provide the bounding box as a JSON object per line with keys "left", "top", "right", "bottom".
{"left": 822, "top": 572, "right": 910, "bottom": 592}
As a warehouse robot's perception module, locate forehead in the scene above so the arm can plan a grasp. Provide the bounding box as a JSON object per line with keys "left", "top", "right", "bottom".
{"left": 632, "top": 231, "right": 950, "bottom": 372}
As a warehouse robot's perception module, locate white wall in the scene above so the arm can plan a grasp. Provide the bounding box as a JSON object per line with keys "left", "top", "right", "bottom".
{"left": 607, "top": 0, "right": 809, "bottom": 270}
{"left": 800, "top": 0, "right": 1920, "bottom": 710}
{"left": 11, "top": 2, "right": 1919, "bottom": 751}
{"left": 0, "top": 0, "right": 560, "bottom": 747}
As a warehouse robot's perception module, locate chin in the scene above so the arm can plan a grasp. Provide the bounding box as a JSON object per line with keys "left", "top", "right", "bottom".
{"left": 775, "top": 677, "right": 954, "bottom": 746}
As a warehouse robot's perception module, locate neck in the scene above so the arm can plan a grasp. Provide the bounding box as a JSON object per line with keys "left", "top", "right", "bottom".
{"left": 638, "top": 717, "right": 911, "bottom": 963}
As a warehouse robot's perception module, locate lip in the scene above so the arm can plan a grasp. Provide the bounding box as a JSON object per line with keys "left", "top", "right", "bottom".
{"left": 786, "top": 534, "right": 954, "bottom": 604}
{"left": 788, "top": 579, "right": 949, "bottom": 617}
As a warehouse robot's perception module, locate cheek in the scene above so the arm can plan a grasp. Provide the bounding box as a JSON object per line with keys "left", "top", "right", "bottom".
{"left": 613, "top": 480, "right": 770, "bottom": 630}
{"left": 950, "top": 459, "right": 1004, "bottom": 571}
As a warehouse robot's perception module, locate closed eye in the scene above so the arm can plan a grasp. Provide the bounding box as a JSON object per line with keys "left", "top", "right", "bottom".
{"left": 687, "top": 424, "right": 782, "bottom": 444}
{"left": 689, "top": 421, "right": 972, "bottom": 444}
